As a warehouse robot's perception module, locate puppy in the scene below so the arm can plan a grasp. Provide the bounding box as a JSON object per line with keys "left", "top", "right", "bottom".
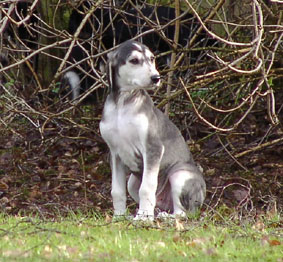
{"left": 100, "top": 40, "right": 205, "bottom": 220}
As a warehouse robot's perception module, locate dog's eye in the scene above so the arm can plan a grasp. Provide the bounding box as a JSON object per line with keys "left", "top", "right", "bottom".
{"left": 129, "top": 58, "right": 139, "bottom": 65}
{"left": 150, "top": 56, "right": 155, "bottom": 63}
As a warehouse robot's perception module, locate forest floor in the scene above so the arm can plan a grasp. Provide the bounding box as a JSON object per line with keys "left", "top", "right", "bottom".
{"left": 0, "top": 97, "right": 282, "bottom": 220}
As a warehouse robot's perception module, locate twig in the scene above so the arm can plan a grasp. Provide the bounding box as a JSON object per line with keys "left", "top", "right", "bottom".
{"left": 165, "top": 0, "right": 180, "bottom": 114}
{"left": 183, "top": 0, "right": 259, "bottom": 47}
{"left": 0, "top": 2, "right": 16, "bottom": 34}
{"left": 270, "top": 0, "right": 283, "bottom": 3}
{"left": 217, "top": 134, "right": 248, "bottom": 171}
{"left": 181, "top": 78, "right": 259, "bottom": 132}
{"left": 235, "top": 137, "right": 283, "bottom": 158}
{"left": 0, "top": 38, "right": 72, "bottom": 74}
{"left": 80, "top": 150, "right": 88, "bottom": 205}
{"left": 52, "top": 1, "right": 103, "bottom": 84}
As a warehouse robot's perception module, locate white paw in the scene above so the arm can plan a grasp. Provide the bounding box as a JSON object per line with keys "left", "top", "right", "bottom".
{"left": 156, "top": 212, "right": 175, "bottom": 220}
{"left": 134, "top": 211, "right": 154, "bottom": 222}
{"left": 156, "top": 212, "right": 187, "bottom": 222}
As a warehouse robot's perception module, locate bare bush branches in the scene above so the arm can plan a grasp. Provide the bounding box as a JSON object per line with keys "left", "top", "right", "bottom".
{"left": 179, "top": 0, "right": 282, "bottom": 132}
{"left": 0, "top": 0, "right": 282, "bottom": 149}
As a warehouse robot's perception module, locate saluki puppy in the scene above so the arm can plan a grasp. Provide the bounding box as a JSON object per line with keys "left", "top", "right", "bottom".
{"left": 100, "top": 40, "right": 206, "bottom": 221}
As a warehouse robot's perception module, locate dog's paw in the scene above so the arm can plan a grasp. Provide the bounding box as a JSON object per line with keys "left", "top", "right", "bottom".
{"left": 156, "top": 212, "right": 175, "bottom": 220}
{"left": 156, "top": 212, "right": 188, "bottom": 223}
{"left": 132, "top": 214, "right": 154, "bottom": 227}
{"left": 133, "top": 214, "right": 154, "bottom": 222}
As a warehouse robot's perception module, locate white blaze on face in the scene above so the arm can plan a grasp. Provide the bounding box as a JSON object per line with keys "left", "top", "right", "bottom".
{"left": 117, "top": 44, "right": 160, "bottom": 91}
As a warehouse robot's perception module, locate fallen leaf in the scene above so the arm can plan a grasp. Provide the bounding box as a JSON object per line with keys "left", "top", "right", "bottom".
{"left": 206, "top": 169, "right": 216, "bottom": 176}
{"left": 3, "top": 250, "right": 30, "bottom": 258}
{"left": 173, "top": 233, "right": 181, "bottom": 243}
{"left": 58, "top": 245, "right": 78, "bottom": 255}
{"left": 105, "top": 213, "right": 112, "bottom": 223}
{"left": 175, "top": 218, "right": 184, "bottom": 231}
{"left": 156, "top": 241, "right": 166, "bottom": 248}
{"left": 44, "top": 245, "right": 52, "bottom": 253}
{"left": 0, "top": 197, "right": 9, "bottom": 205}
{"left": 233, "top": 189, "right": 249, "bottom": 202}
{"left": 186, "top": 237, "right": 207, "bottom": 248}
{"left": 178, "top": 250, "right": 187, "bottom": 257}
{"left": 252, "top": 221, "right": 265, "bottom": 231}
{"left": 269, "top": 239, "right": 281, "bottom": 246}
{"left": 0, "top": 181, "right": 9, "bottom": 191}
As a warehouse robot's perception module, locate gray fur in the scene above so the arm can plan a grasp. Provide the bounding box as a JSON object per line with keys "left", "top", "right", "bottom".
{"left": 100, "top": 40, "right": 206, "bottom": 219}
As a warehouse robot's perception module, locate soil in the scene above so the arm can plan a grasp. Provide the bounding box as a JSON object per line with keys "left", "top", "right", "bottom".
{"left": 0, "top": 99, "right": 282, "bottom": 219}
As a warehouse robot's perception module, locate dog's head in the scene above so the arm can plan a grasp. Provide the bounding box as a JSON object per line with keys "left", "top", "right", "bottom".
{"left": 107, "top": 40, "right": 160, "bottom": 92}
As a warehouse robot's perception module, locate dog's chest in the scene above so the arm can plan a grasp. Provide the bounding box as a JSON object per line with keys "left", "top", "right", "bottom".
{"left": 100, "top": 99, "right": 148, "bottom": 171}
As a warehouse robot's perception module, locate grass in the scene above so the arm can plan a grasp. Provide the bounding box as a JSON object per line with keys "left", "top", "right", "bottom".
{"left": 0, "top": 212, "right": 281, "bottom": 262}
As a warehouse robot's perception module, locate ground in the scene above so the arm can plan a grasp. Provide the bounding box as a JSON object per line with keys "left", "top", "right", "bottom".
{"left": 0, "top": 98, "right": 282, "bottom": 219}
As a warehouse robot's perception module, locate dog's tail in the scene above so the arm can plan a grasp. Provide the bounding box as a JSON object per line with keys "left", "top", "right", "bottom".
{"left": 63, "top": 71, "right": 81, "bottom": 100}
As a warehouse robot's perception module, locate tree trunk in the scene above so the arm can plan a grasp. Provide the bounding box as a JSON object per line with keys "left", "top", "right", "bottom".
{"left": 37, "top": 0, "right": 70, "bottom": 89}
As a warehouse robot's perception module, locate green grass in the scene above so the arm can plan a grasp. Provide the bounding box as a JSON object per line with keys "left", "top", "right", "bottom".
{"left": 0, "top": 213, "right": 281, "bottom": 262}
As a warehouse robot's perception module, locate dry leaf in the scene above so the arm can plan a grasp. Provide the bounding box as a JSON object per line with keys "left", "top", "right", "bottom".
{"left": 173, "top": 233, "right": 181, "bottom": 243}
{"left": 269, "top": 239, "right": 281, "bottom": 246}
{"left": 105, "top": 214, "right": 112, "bottom": 223}
{"left": 3, "top": 249, "right": 30, "bottom": 258}
{"left": 44, "top": 245, "right": 52, "bottom": 253}
{"left": 233, "top": 189, "right": 248, "bottom": 202}
{"left": 0, "top": 197, "right": 9, "bottom": 205}
{"left": 175, "top": 218, "right": 184, "bottom": 231}
{"left": 206, "top": 169, "right": 216, "bottom": 176}
{"left": 178, "top": 250, "right": 187, "bottom": 257}
{"left": 252, "top": 221, "right": 265, "bottom": 231}
{"left": 186, "top": 237, "right": 207, "bottom": 248}
{"left": 156, "top": 241, "right": 166, "bottom": 248}
{"left": 0, "top": 181, "right": 9, "bottom": 191}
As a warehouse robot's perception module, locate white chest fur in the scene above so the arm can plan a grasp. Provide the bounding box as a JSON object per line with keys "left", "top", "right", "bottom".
{"left": 100, "top": 95, "right": 149, "bottom": 172}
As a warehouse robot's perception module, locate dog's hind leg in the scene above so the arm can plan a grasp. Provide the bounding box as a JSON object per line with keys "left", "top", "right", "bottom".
{"left": 169, "top": 170, "right": 206, "bottom": 216}
{"left": 128, "top": 174, "right": 141, "bottom": 203}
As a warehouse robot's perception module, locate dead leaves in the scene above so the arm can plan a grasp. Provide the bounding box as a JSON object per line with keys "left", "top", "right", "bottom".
{"left": 0, "top": 132, "right": 112, "bottom": 215}
{"left": 43, "top": 244, "right": 79, "bottom": 258}
{"left": 170, "top": 220, "right": 282, "bottom": 261}
{"left": 252, "top": 220, "right": 266, "bottom": 231}
{"left": 173, "top": 233, "right": 218, "bottom": 258}
{"left": 261, "top": 236, "right": 281, "bottom": 247}
{"left": 185, "top": 237, "right": 209, "bottom": 248}
{"left": 175, "top": 218, "right": 185, "bottom": 231}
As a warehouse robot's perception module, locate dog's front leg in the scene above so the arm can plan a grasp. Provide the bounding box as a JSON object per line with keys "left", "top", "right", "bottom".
{"left": 135, "top": 144, "right": 164, "bottom": 221}
{"left": 110, "top": 153, "right": 127, "bottom": 218}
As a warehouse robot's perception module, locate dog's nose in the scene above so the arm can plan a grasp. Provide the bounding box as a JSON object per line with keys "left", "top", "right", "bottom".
{"left": 151, "top": 75, "right": 160, "bottom": 84}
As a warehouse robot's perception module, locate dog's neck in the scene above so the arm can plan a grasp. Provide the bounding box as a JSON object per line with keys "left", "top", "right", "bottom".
{"left": 111, "top": 89, "right": 149, "bottom": 107}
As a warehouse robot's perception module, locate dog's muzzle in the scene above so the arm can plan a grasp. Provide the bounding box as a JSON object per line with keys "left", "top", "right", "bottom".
{"left": 151, "top": 75, "right": 161, "bottom": 85}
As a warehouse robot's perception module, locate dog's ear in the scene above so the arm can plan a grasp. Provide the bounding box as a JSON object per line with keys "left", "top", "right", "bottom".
{"left": 107, "top": 50, "right": 118, "bottom": 66}
{"left": 107, "top": 50, "right": 117, "bottom": 92}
